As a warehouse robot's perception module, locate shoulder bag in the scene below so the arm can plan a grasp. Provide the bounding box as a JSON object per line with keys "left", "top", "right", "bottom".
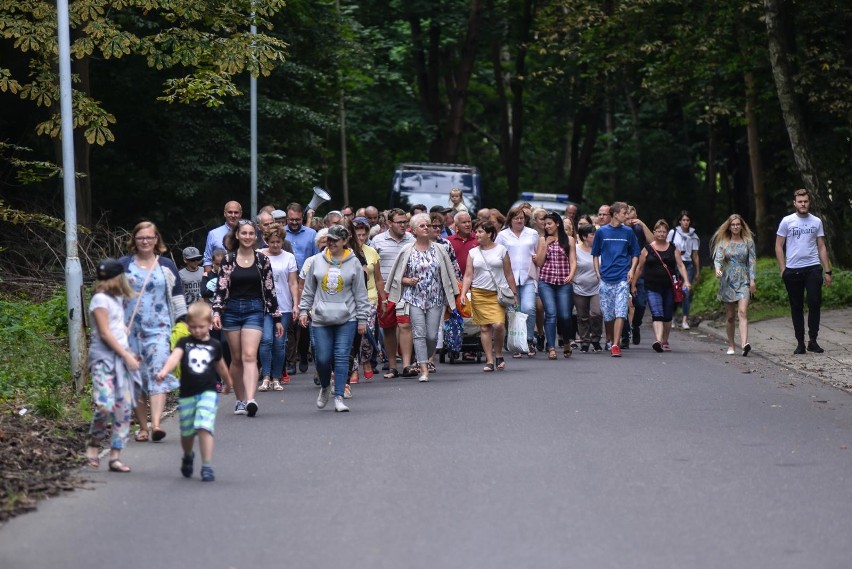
{"left": 478, "top": 248, "right": 515, "bottom": 308}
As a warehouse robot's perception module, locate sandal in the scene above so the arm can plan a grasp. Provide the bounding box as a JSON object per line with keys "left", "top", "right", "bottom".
{"left": 86, "top": 448, "right": 100, "bottom": 469}
{"left": 547, "top": 348, "right": 557, "bottom": 360}
{"left": 426, "top": 362, "right": 437, "bottom": 373}
{"left": 383, "top": 368, "right": 400, "bottom": 379}
{"left": 527, "top": 345, "right": 536, "bottom": 358}
{"left": 483, "top": 362, "right": 495, "bottom": 372}
{"left": 134, "top": 429, "right": 149, "bottom": 443}
{"left": 108, "top": 460, "right": 131, "bottom": 473}
{"left": 496, "top": 357, "right": 506, "bottom": 370}
{"left": 563, "top": 345, "right": 573, "bottom": 358}
{"left": 402, "top": 365, "right": 419, "bottom": 378}
{"left": 258, "top": 377, "right": 271, "bottom": 391}
{"left": 151, "top": 429, "right": 166, "bottom": 442}
{"left": 462, "top": 352, "right": 476, "bottom": 361}
{"left": 512, "top": 352, "right": 523, "bottom": 359}
{"left": 272, "top": 380, "right": 284, "bottom": 391}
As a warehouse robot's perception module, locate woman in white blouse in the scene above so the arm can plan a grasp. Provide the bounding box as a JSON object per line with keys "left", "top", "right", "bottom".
{"left": 496, "top": 205, "right": 540, "bottom": 357}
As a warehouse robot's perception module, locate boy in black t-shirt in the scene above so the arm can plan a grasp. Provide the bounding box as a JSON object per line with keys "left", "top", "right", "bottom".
{"left": 157, "top": 302, "right": 232, "bottom": 482}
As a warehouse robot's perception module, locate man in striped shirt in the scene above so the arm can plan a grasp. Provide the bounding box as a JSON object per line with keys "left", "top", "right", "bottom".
{"left": 373, "top": 208, "right": 415, "bottom": 377}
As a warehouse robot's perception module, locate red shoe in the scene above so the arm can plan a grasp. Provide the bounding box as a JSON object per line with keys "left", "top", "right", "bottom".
{"left": 363, "top": 365, "right": 374, "bottom": 380}
{"left": 610, "top": 345, "right": 622, "bottom": 357}
{"left": 280, "top": 371, "right": 290, "bottom": 384}
{"left": 349, "top": 372, "right": 359, "bottom": 384}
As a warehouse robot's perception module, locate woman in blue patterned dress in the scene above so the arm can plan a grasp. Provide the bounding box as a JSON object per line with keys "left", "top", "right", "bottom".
{"left": 120, "top": 221, "right": 187, "bottom": 442}
{"left": 711, "top": 214, "right": 757, "bottom": 357}
{"left": 384, "top": 213, "right": 459, "bottom": 382}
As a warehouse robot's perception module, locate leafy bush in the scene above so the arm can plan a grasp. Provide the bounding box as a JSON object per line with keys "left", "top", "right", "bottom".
{"left": 689, "top": 258, "right": 851, "bottom": 321}
{"left": 0, "top": 292, "right": 73, "bottom": 404}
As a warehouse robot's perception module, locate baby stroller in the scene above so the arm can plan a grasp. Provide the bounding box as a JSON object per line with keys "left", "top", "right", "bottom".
{"left": 440, "top": 309, "right": 483, "bottom": 364}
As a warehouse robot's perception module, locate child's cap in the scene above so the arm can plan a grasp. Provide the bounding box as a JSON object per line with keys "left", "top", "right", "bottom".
{"left": 272, "top": 209, "right": 287, "bottom": 221}
{"left": 352, "top": 216, "right": 370, "bottom": 228}
{"left": 182, "top": 246, "right": 202, "bottom": 261}
{"left": 96, "top": 258, "right": 124, "bottom": 280}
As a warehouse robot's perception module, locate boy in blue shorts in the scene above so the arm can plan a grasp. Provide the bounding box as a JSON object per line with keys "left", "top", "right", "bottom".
{"left": 157, "top": 302, "right": 232, "bottom": 481}
{"left": 592, "top": 201, "right": 640, "bottom": 357}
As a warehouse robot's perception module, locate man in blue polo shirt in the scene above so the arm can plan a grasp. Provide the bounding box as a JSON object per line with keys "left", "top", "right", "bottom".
{"left": 203, "top": 200, "right": 242, "bottom": 271}
{"left": 592, "top": 201, "right": 639, "bottom": 357}
{"left": 284, "top": 202, "right": 318, "bottom": 270}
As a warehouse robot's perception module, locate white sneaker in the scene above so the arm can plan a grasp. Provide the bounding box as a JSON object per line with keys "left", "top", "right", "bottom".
{"left": 726, "top": 347, "right": 736, "bottom": 355}
{"left": 418, "top": 375, "right": 429, "bottom": 382}
{"left": 682, "top": 318, "right": 690, "bottom": 330}
{"left": 334, "top": 396, "right": 349, "bottom": 412}
{"left": 317, "top": 387, "right": 330, "bottom": 409}
{"left": 246, "top": 399, "right": 258, "bottom": 417}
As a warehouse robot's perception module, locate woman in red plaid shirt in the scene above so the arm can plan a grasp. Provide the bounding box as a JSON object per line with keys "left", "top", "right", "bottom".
{"left": 535, "top": 212, "right": 577, "bottom": 359}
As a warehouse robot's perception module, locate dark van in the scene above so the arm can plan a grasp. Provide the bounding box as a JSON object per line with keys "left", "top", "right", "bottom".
{"left": 388, "top": 163, "right": 481, "bottom": 212}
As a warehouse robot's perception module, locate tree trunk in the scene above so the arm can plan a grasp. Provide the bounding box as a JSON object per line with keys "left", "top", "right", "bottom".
{"left": 442, "top": 0, "right": 484, "bottom": 162}
{"left": 706, "top": 125, "right": 718, "bottom": 224}
{"left": 764, "top": 0, "right": 849, "bottom": 263}
{"left": 743, "top": 72, "right": 770, "bottom": 254}
{"left": 567, "top": 104, "right": 601, "bottom": 207}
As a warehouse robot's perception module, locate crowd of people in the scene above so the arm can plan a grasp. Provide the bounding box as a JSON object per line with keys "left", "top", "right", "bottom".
{"left": 83, "top": 188, "right": 833, "bottom": 479}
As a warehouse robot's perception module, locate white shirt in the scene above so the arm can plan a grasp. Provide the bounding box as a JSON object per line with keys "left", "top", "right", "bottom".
{"left": 88, "top": 293, "right": 128, "bottom": 364}
{"left": 777, "top": 212, "right": 824, "bottom": 269}
{"left": 495, "top": 227, "right": 539, "bottom": 286}
{"left": 266, "top": 250, "right": 298, "bottom": 312}
{"left": 471, "top": 245, "right": 508, "bottom": 290}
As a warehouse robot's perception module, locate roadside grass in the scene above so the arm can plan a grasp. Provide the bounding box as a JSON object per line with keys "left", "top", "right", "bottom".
{"left": 688, "top": 258, "right": 852, "bottom": 322}
{"left": 0, "top": 291, "right": 83, "bottom": 417}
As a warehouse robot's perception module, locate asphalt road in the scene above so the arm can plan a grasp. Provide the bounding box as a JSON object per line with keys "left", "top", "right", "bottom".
{"left": 2, "top": 332, "right": 852, "bottom": 569}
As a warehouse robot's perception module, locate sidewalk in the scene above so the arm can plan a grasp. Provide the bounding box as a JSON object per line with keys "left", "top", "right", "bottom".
{"left": 693, "top": 308, "right": 852, "bottom": 392}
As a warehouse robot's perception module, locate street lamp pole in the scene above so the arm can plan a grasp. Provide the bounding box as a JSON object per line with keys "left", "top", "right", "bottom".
{"left": 250, "top": 10, "right": 258, "bottom": 217}
{"left": 56, "top": 0, "right": 86, "bottom": 389}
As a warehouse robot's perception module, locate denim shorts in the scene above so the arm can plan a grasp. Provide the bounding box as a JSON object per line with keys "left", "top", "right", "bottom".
{"left": 221, "top": 297, "right": 265, "bottom": 332}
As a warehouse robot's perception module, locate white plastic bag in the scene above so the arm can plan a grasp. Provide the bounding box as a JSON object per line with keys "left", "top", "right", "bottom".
{"left": 506, "top": 309, "right": 528, "bottom": 354}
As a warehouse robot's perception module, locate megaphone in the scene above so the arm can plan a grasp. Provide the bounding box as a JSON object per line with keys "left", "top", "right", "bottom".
{"left": 307, "top": 186, "right": 331, "bottom": 212}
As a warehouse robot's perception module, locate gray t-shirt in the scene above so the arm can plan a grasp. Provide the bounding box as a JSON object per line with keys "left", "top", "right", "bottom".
{"left": 572, "top": 245, "right": 600, "bottom": 296}
{"left": 179, "top": 267, "right": 203, "bottom": 305}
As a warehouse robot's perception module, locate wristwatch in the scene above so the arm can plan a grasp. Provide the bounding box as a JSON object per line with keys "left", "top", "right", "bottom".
{"left": 825, "top": 270, "right": 832, "bottom": 275}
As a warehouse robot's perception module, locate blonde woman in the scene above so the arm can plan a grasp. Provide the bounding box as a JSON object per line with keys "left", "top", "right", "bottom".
{"left": 711, "top": 214, "right": 757, "bottom": 356}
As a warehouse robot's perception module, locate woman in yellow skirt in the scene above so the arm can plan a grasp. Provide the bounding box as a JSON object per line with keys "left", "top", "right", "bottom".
{"left": 459, "top": 220, "right": 520, "bottom": 372}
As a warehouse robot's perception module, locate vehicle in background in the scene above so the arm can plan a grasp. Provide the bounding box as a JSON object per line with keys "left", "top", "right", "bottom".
{"left": 389, "top": 163, "right": 481, "bottom": 212}
{"left": 510, "top": 192, "right": 575, "bottom": 215}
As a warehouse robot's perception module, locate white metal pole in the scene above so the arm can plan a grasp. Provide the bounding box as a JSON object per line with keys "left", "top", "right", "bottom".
{"left": 56, "top": 0, "right": 86, "bottom": 389}
{"left": 250, "top": 14, "right": 258, "bottom": 216}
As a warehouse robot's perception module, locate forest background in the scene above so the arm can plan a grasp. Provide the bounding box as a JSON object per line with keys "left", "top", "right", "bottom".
{"left": 1, "top": 0, "right": 851, "bottom": 276}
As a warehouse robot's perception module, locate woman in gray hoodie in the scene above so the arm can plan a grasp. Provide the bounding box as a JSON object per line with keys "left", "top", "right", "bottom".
{"left": 667, "top": 211, "right": 701, "bottom": 329}
{"left": 299, "top": 225, "right": 370, "bottom": 412}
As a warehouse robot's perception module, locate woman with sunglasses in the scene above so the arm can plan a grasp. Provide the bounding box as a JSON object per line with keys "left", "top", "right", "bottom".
{"left": 212, "top": 220, "right": 283, "bottom": 417}
{"left": 384, "top": 214, "right": 459, "bottom": 382}
{"left": 299, "top": 225, "right": 371, "bottom": 412}
{"left": 120, "top": 221, "right": 187, "bottom": 442}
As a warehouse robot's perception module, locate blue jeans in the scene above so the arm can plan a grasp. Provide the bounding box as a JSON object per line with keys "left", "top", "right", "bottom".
{"left": 260, "top": 313, "right": 290, "bottom": 378}
{"left": 518, "top": 281, "right": 537, "bottom": 345}
{"left": 538, "top": 281, "right": 574, "bottom": 350}
{"left": 310, "top": 321, "right": 357, "bottom": 398}
{"left": 679, "top": 261, "right": 695, "bottom": 317}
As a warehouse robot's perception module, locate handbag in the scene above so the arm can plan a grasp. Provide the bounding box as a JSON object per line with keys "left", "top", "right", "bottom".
{"left": 649, "top": 245, "right": 684, "bottom": 303}
{"left": 478, "top": 248, "right": 515, "bottom": 307}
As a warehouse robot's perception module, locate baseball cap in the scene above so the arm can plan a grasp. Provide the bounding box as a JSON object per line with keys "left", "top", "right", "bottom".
{"left": 429, "top": 205, "right": 453, "bottom": 214}
{"left": 271, "top": 209, "right": 286, "bottom": 220}
{"left": 352, "top": 216, "right": 370, "bottom": 228}
{"left": 326, "top": 224, "right": 350, "bottom": 242}
{"left": 182, "top": 246, "right": 202, "bottom": 260}
{"left": 96, "top": 258, "right": 124, "bottom": 280}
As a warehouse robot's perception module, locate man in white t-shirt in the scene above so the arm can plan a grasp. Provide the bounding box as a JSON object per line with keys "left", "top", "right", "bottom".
{"left": 774, "top": 188, "right": 833, "bottom": 354}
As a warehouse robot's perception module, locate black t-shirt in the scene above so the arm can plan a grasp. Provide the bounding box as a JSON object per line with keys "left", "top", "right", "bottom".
{"left": 643, "top": 243, "right": 678, "bottom": 293}
{"left": 176, "top": 336, "right": 222, "bottom": 397}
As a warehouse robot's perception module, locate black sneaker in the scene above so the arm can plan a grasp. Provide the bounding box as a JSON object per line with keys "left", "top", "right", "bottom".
{"left": 632, "top": 327, "right": 641, "bottom": 345}
{"left": 807, "top": 340, "right": 824, "bottom": 353}
{"left": 299, "top": 354, "right": 309, "bottom": 373}
{"left": 620, "top": 338, "right": 630, "bottom": 349}
{"left": 181, "top": 452, "right": 194, "bottom": 478}
{"left": 246, "top": 399, "right": 258, "bottom": 417}
{"left": 200, "top": 465, "right": 215, "bottom": 482}
{"left": 591, "top": 342, "right": 603, "bottom": 353}
{"left": 536, "top": 334, "right": 545, "bottom": 352}
{"left": 580, "top": 344, "right": 590, "bottom": 353}
{"left": 793, "top": 343, "right": 807, "bottom": 355}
